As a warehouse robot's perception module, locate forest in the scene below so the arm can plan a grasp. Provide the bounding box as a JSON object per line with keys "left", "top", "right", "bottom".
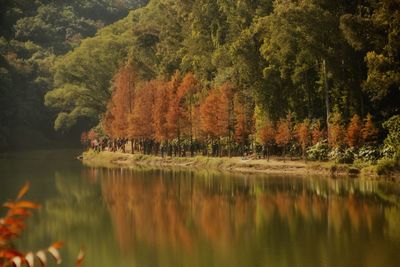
{"left": 1, "top": 0, "right": 400, "bottom": 170}
{"left": 0, "top": 0, "right": 147, "bottom": 149}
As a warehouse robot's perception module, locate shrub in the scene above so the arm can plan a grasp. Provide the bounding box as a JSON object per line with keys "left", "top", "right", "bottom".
{"left": 356, "top": 145, "right": 382, "bottom": 163}
{"left": 382, "top": 115, "right": 400, "bottom": 158}
{"left": 329, "top": 147, "right": 355, "bottom": 164}
{"left": 376, "top": 156, "right": 400, "bottom": 175}
{"left": 307, "top": 140, "right": 329, "bottom": 161}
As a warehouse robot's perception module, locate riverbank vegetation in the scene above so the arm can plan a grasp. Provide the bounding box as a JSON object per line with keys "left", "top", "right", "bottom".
{"left": 83, "top": 150, "right": 385, "bottom": 178}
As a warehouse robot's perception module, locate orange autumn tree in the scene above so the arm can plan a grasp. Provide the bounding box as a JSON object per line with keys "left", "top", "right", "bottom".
{"left": 311, "top": 120, "right": 324, "bottom": 145}
{"left": 177, "top": 73, "right": 201, "bottom": 156}
{"left": 199, "top": 86, "right": 229, "bottom": 156}
{"left": 166, "top": 71, "right": 183, "bottom": 156}
{"left": 275, "top": 119, "right": 291, "bottom": 161}
{"left": 219, "top": 83, "right": 235, "bottom": 157}
{"left": 110, "top": 61, "right": 137, "bottom": 139}
{"left": 102, "top": 104, "right": 116, "bottom": 139}
{"left": 295, "top": 119, "right": 311, "bottom": 161}
{"left": 361, "top": 113, "right": 379, "bottom": 144}
{"left": 346, "top": 114, "right": 362, "bottom": 148}
{"left": 128, "top": 80, "right": 156, "bottom": 154}
{"left": 328, "top": 112, "right": 344, "bottom": 148}
{"left": 256, "top": 118, "right": 275, "bottom": 161}
{"left": 275, "top": 114, "right": 292, "bottom": 162}
{"left": 153, "top": 80, "right": 170, "bottom": 155}
{"left": 234, "top": 93, "right": 254, "bottom": 155}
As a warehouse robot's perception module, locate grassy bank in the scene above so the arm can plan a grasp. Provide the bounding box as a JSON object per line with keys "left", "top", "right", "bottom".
{"left": 81, "top": 150, "right": 400, "bottom": 179}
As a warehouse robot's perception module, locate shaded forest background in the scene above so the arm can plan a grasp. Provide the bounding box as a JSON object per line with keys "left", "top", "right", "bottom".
{"left": 0, "top": 0, "right": 147, "bottom": 150}
{"left": 0, "top": 0, "right": 399, "bottom": 152}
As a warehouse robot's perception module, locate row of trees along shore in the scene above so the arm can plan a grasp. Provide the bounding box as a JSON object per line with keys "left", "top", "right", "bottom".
{"left": 83, "top": 61, "right": 387, "bottom": 163}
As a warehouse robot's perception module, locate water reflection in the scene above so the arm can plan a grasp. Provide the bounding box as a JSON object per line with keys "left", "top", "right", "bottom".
{"left": 95, "top": 168, "right": 400, "bottom": 267}
{"left": 16, "top": 166, "right": 400, "bottom": 267}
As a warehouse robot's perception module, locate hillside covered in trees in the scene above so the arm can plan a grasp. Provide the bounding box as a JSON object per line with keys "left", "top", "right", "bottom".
{"left": 0, "top": 0, "right": 147, "bottom": 150}
{"left": 1, "top": 0, "right": 399, "bottom": 170}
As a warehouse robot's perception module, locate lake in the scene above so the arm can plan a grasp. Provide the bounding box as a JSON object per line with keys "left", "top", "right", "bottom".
{"left": 1, "top": 150, "right": 400, "bottom": 267}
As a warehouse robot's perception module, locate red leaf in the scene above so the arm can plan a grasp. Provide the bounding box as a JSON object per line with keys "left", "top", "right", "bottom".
{"left": 4, "top": 217, "right": 24, "bottom": 226}
{"left": 16, "top": 182, "right": 30, "bottom": 201}
{"left": 14, "top": 201, "right": 40, "bottom": 209}
{"left": 4, "top": 201, "right": 40, "bottom": 210}
{"left": 0, "top": 249, "right": 23, "bottom": 259}
{"left": 4, "top": 201, "right": 16, "bottom": 209}
{"left": 8, "top": 208, "right": 32, "bottom": 217}
{"left": 50, "top": 241, "right": 64, "bottom": 249}
{"left": 76, "top": 248, "right": 85, "bottom": 267}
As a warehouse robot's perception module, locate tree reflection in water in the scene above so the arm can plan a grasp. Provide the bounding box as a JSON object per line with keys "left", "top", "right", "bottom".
{"left": 96, "top": 168, "right": 400, "bottom": 267}
{"left": 18, "top": 167, "right": 400, "bottom": 267}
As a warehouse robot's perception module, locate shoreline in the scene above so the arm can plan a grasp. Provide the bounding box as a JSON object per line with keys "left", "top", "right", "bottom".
{"left": 81, "top": 150, "right": 397, "bottom": 179}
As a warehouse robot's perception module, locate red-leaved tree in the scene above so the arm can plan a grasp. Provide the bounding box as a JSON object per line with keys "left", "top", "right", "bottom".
{"left": 361, "top": 113, "right": 379, "bottom": 144}
{"left": 128, "top": 80, "right": 156, "bottom": 154}
{"left": 110, "top": 61, "right": 137, "bottom": 139}
{"left": 153, "top": 80, "right": 170, "bottom": 145}
{"left": 275, "top": 117, "right": 291, "bottom": 162}
{"left": 257, "top": 119, "right": 275, "bottom": 161}
{"left": 346, "top": 114, "right": 362, "bottom": 148}
{"left": 295, "top": 119, "right": 311, "bottom": 161}
{"left": 311, "top": 120, "right": 324, "bottom": 145}
{"left": 166, "top": 71, "right": 183, "bottom": 155}
{"left": 199, "top": 86, "right": 229, "bottom": 156}
{"left": 328, "top": 112, "right": 344, "bottom": 148}
{"left": 177, "top": 73, "right": 201, "bottom": 156}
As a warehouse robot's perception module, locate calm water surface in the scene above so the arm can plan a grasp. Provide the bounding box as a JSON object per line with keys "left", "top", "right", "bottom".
{"left": 1, "top": 150, "right": 400, "bottom": 267}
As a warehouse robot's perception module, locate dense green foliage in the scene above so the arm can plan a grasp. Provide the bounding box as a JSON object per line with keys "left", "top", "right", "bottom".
{"left": 383, "top": 115, "right": 400, "bottom": 157}
{"left": 0, "top": 0, "right": 147, "bottom": 150}
{"left": 47, "top": 0, "right": 399, "bottom": 128}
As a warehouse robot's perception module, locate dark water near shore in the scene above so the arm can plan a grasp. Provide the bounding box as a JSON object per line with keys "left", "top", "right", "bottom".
{"left": 1, "top": 150, "right": 400, "bottom": 267}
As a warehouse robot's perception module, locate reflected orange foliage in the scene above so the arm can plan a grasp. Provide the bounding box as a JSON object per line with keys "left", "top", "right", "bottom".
{"left": 93, "top": 169, "right": 388, "bottom": 257}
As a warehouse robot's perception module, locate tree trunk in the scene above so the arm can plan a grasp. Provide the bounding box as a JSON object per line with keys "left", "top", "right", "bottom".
{"left": 283, "top": 145, "right": 286, "bottom": 163}
{"left": 323, "top": 59, "right": 330, "bottom": 134}
{"left": 218, "top": 139, "right": 222, "bottom": 157}
{"left": 190, "top": 137, "right": 194, "bottom": 157}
